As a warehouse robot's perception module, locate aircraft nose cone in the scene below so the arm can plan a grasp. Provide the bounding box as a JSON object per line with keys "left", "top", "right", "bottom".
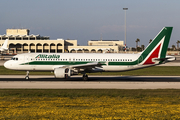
{"left": 4, "top": 61, "right": 11, "bottom": 69}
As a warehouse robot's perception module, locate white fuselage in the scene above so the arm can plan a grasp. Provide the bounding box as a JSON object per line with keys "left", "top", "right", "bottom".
{"left": 4, "top": 53, "right": 151, "bottom": 72}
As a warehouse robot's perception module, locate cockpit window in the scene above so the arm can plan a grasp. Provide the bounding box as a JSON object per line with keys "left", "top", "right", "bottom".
{"left": 11, "top": 57, "right": 18, "bottom": 61}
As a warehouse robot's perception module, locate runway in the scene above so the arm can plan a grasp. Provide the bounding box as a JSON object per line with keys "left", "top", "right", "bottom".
{"left": 1, "top": 75, "right": 180, "bottom": 89}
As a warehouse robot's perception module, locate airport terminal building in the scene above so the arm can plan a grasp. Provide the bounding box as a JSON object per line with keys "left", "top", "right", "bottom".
{"left": 0, "top": 29, "right": 124, "bottom": 54}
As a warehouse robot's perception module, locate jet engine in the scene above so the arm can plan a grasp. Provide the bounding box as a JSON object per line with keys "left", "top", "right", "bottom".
{"left": 54, "top": 68, "right": 71, "bottom": 78}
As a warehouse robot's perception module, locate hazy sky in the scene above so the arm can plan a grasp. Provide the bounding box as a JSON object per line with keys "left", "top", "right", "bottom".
{"left": 0, "top": 0, "right": 179, "bottom": 48}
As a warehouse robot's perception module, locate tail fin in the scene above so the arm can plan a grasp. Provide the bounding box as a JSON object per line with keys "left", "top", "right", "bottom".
{"left": 139, "top": 27, "right": 173, "bottom": 65}
{"left": 2, "top": 39, "right": 8, "bottom": 49}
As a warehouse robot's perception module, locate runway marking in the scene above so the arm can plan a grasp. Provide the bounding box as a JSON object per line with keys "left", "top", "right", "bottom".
{"left": 0, "top": 81, "right": 180, "bottom": 89}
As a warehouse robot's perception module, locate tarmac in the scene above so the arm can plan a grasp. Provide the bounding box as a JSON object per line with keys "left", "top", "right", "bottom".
{"left": 0, "top": 75, "right": 180, "bottom": 89}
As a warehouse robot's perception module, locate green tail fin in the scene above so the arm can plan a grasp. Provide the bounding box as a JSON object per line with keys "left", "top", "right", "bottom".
{"left": 140, "top": 27, "right": 173, "bottom": 65}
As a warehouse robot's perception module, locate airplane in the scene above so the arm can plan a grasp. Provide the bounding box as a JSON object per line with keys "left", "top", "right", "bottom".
{"left": 0, "top": 39, "right": 8, "bottom": 52}
{"left": 4, "top": 27, "right": 174, "bottom": 80}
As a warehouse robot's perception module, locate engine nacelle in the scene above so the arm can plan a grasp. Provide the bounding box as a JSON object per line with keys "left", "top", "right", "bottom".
{"left": 54, "top": 68, "right": 71, "bottom": 78}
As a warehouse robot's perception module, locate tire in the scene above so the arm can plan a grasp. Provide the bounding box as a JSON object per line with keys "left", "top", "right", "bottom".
{"left": 82, "top": 74, "right": 88, "bottom": 81}
{"left": 25, "top": 76, "right": 29, "bottom": 80}
{"left": 65, "top": 74, "right": 68, "bottom": 79}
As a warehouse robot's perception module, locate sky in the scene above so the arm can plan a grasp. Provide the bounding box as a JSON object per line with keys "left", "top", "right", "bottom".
{"left": 0, "top": 0, "right": 180, "bottom": 48}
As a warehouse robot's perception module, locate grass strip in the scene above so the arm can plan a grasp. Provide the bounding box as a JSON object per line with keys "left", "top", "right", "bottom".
{"left": 0, "top": 89, "right": 180, "bottom": 98}
{"left": 1, "top": 89, "right": 180, "bottom": 119}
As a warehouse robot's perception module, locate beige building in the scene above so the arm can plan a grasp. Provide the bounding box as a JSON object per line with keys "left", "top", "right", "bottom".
{"left": 69, "top": 45, "right": 120, "bottom": 53}
{"left": 0, "top": 29, "right": 77, "bottom": 54}
{"left": 0, "top": 29, "right": 124, "bottom": 54}
{"left": 68, "top": 40, "right": 124, "bottom": 53}
{"left": 88, "top": 40, "right": 123, "bottom": 46}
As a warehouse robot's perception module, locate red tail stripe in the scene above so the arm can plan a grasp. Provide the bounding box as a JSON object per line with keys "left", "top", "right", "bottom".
{"left": 143, "top": 44, "right": 161, "bottom": 65}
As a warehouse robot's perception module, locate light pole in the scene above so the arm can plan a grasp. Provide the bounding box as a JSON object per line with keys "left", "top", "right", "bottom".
{"left": 123, "top": 8, "right": 128, "bottom": 52}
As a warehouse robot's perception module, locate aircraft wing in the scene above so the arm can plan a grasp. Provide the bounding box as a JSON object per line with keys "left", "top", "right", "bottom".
{"left": 69, "top": 62, "right": 102, "bottom": 69}
{"left": 52, "top": 62, "right": 105, "bottom": 71}
{"left": 53, "top": 62, "right": 103, "bottom": 71}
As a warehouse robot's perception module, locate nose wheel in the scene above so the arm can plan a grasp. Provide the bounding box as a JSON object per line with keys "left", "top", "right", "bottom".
{"left": 25, "top": 76, "right": 29, "bottom": 80}
{"left": 25, "top": 71, "right": 29, "bottom": 80}
{"left": 82, "top": 74, "right": 88, "bottom": 81}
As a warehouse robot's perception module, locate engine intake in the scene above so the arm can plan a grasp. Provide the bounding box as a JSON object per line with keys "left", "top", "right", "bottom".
{"left": 54, "top": 68, "right": 71, "bottom": 78}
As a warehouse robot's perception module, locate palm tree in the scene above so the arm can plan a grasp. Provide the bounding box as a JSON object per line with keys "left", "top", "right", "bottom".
{"left": 136, "top": 38, "right": 140, "bottom": 48}
{"left": 172, "top": 45, "right": 176, "bottom": 51}
{"left": 149, "top": 39, "right": 152, "bottom": 43}
{"left": 176, "top": 40, "right": 180, "bottom": 50}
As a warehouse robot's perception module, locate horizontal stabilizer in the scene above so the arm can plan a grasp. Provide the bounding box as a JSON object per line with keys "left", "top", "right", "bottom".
{"left": 153, "top": 55, "right": 176, "bottom": 63}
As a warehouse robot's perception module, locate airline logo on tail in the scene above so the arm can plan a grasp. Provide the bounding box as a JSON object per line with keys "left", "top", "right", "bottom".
{"left": 140, "top": 27, "right": 173, "bottom": 65}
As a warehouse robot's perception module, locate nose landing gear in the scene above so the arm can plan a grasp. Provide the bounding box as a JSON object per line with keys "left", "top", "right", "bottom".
{"left": 25, "top": 71, "right": 29, "bottom": 80}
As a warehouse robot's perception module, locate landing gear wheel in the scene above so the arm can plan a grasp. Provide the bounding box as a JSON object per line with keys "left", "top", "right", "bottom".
{"left": 65, "top": 74, "right": 68, "bottom": 79}
{"left": 25, "top": 71, "right": 29, "bottom": 80}
{"left": 82, "top": 74, "right": 88, "bottom": 81}
{"left": 25, "top": 76, "right": 29, "bottom": 80}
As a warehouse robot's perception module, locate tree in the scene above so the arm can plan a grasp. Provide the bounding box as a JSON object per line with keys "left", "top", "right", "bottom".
{"left": 135, "top": 38, "right": 140, "bottom": 49}
{"left": 137, "top": 47, "right": 142, "bottom": 52}
{"left": 141, "top": 45, "right": 145, "bottom": 51}
{"left": 176, "top": 40, "right": 180, "bottom": 50}
{"left": 172, "top": 45, "right": 176, "bottom": 51}
{"left": 149, "top": 39, "right": 152, "bottom": 43}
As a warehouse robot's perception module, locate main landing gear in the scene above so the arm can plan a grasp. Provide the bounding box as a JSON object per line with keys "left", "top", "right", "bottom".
{"left": 82, "top": 74, "right": 88, "bottom": 81}
{"left": 25, "top": 71, "right": 29, "bottom": 80}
